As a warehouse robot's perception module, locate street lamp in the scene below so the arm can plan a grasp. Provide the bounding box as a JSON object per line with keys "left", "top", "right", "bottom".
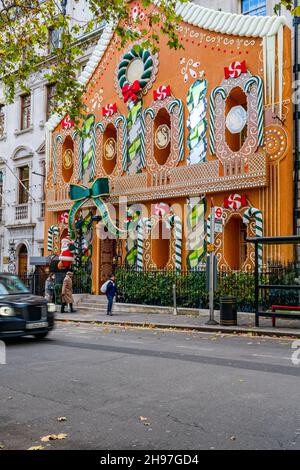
{"left": 8, "top": 240, "right": 16, "bottom": 274}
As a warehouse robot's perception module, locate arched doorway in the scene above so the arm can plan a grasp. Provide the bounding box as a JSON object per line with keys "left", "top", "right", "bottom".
{"left": 224, "top": 215, "right": 248, "bottom": 270}
{"left": 18, "top": 244, "right": 28, "bottom": 277}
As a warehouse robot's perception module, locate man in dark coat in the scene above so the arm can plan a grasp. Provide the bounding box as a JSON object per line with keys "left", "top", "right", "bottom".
{"left": 106, "top": 274, "right": 117, "bottom": 316}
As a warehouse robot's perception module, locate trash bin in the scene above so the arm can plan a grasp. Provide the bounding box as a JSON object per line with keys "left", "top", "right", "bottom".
{"left": 220, "top": 296, "right": 237, "bottom": 326}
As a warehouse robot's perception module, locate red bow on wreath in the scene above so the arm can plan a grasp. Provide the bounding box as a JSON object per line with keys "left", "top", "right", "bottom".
{"left": 122, "top": 80, "right": 141, "bottom": 103}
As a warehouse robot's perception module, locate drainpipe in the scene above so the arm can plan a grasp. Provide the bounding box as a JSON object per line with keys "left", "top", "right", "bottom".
{"left": 294, "top": 0, "right": 300, "bottom": 235}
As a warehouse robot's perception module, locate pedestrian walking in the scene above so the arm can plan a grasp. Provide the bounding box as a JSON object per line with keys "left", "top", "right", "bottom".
{"left": 104, "top": 274, "right": 117, "bottom": 316}
{"left": 61, "top": 271, "right": 76, "bottom": 313}
{"left": 45, "top": 272, "right": 56, "bottom": 303}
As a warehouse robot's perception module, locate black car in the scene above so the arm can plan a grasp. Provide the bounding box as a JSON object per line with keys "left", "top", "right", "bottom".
{"left": 0, "top": 274, "right": 55, "bottom": 340}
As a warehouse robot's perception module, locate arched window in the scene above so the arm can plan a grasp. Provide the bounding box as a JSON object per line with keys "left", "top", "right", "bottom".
{"left": 103, "top": 123, "right": 117, "bottom": 175}
{"left": 62, "top": 136, "right": 74, "bottom": 183}
{"left": 225, "top": 87, "right": 248, "bottom": 153}
{"left": 154, "top": 108, "right": 171, "bottom": 166}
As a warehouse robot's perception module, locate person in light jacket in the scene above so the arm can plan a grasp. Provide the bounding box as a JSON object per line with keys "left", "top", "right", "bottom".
{"left": 106, "top": 274, "right": 117, "bottom": 316}
{"left": 61, "top": 271, "right": 76, "bottom": 313}
{"left": 45, "top": 273, "right": 55, "bottom": 303}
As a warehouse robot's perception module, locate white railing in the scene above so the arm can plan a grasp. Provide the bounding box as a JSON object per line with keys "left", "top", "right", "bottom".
{"left": 15, "top": 204, "right": 29, "bottom": 220}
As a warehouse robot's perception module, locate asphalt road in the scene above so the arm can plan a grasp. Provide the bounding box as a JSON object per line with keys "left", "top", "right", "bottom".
{"left": 0, "top": 323, "right": 299, "bottom": 450}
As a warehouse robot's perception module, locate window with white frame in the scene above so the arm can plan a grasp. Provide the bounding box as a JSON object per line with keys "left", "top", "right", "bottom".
{"left": 241, "top": 0, "right": 266, "bottom": 16}
{"left": 0, "top": 105, "right": 5, "bottom": 138}
{"left": 20, "top": 94, "right": 31, "bottom": 130}
{"left": 18, "top": 166, "right": 29, "bottom": 204}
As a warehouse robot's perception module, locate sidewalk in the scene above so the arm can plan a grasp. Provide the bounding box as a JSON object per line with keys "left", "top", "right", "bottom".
{"left": 55, "top": 307, "right": 300, "bottom": 338}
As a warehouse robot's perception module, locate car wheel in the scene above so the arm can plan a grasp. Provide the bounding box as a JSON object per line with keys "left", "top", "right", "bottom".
{"left": 34, "top": 332, "right": 49, "bottom": 340}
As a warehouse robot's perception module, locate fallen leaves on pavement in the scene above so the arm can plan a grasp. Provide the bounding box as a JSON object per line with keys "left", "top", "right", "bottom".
{"left": 57, "top": 417, "right": 67, "bottom": 422}
{"left": 0, "top": 444, "right": 5, "bottom": 449}
{"left": 28, "top": 445, "right": 44, "bottom": 451}
{"left": 41, "top": 433, "right": 68, "bottom": 442}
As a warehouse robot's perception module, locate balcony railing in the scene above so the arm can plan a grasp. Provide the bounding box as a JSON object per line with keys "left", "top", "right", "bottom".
{"left": 15, "top": 204, "right": 29, "bottom": 220}
{"left": 47, "top": 153, "right": 269, "bottom": 209}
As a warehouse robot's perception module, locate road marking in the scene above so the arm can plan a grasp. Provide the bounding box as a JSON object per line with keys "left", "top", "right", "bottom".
{"left": 252, "top": 353, "right": 291, "bottom": 361}
{"left": 176, "top": 345, "right": 215, "bottom": 352}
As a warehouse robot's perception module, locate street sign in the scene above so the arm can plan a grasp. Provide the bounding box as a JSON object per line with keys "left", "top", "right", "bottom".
{"left": 214, "top": 220, "right": 223, "bottom": 233}
{"left": 215, "top": 206, "right": 223, "bottom": 219}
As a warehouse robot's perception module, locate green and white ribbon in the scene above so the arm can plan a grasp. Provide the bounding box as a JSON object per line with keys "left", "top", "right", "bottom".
{"left": 115, "top": 116, "right": 128, "bottom": 172}
{"left": 209, "top": 86, "right": 227, "bottom": 155}
{"left": 169, "top": 99, "right": 184, "bottom": 162}
{"left": 82, "top": 114, "right": 96, "bottom": 183}
{"left": 47, "top": 225, "right": 59, "bottom": 253}
{"left": 243, "top": 207, "right": 263, "bottom": 268}
{"left": 187, "top": 80, "right": 208, "bottom": 164}
{"left": 186, "top": 197, "right": 206, "bottom": 269}
{"left": 127, "top": 100, "right": 143, "bottom": 175}
{"left": 244, "top": 76, "right": 264, "bottom": 147}
{"left": 53, "top": 134, "right": 63, "bottom": 184}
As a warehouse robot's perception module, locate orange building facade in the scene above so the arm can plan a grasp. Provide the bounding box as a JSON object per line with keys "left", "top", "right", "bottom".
{"left": 44, "top": 2, "right": 294, "bottom": 294}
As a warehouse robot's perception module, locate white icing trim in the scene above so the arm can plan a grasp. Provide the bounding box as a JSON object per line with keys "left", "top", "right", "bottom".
{"left": 45, "top": 2, "right": 288, "bottom": 133}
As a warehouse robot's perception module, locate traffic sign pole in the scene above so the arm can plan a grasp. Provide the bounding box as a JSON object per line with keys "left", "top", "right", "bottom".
{"left": 206, "top": 205, "right": 219, "bottom": 325}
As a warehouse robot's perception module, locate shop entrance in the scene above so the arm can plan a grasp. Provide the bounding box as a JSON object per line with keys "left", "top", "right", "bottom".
{"left": 99, "top": 238, "right": 117, "bottom": 290}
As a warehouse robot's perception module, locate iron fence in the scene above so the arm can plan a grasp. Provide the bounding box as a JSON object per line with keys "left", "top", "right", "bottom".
{"left": 19, "top": 271, "right": 92, "bottom": 302}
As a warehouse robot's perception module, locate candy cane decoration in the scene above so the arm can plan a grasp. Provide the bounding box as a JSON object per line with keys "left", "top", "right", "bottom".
{"left": 47, "top": 225, "right": 59, "bottom": 253}
{"left": 209, "top": 86, "right": 227, "bottom": 155}
{"left": 53, "top": 134, "right": 63, "bottom": 184}
{"left": 244, "top": 76, "right": 264, "bottom": 147}
{"left": 187, "top": 80, "right": 207, "bottom": 164}
{"left": 137, "top": 218, "right": 152, "bottom": 271}
{"left": 168, "top": 214, "right": 182, "bottom": 272}
{"left": 186, "top": 197, "right": 206, "bottom": 269}
{"left": 243, "top": 207, "right": 263, "bottom": 268}
{"left": 169, "top": 99, "right": 184, "bottom": 162}
{"left": 127, "top": 100, "right": 143, "bottom": 175}
{"left": 115, "top": 116, "right": 127, "bottom": 172}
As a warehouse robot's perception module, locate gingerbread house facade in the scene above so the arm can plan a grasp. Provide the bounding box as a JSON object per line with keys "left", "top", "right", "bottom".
{"left": 44, "top": 1, "right": 293, "bottom": 293}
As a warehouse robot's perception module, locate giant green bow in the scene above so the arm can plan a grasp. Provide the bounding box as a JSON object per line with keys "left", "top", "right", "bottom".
{"left": 68, "top": 178, "right": 120, "bottom": 239}
{"left": 69, "top": 178, "right": 109, "bottom": 202}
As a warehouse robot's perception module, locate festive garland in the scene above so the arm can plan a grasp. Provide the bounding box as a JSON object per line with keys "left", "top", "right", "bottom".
{"left": 117, "top": 48, "right": 154, "bottom": 93}
{"left": 187, "top": 80, "right": 208, "bottom": 164}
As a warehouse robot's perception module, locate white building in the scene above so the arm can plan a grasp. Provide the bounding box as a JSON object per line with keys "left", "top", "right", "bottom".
{"left": 0, "top": 0, "right": 104, "bottom": 276}
{"left": 0, "top": 0, "right": 298, "bottom": 277}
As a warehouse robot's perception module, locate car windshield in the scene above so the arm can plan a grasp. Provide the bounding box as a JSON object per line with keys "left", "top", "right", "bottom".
{"left": 0, "top": 275, "right": 29, "bottom": 295}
